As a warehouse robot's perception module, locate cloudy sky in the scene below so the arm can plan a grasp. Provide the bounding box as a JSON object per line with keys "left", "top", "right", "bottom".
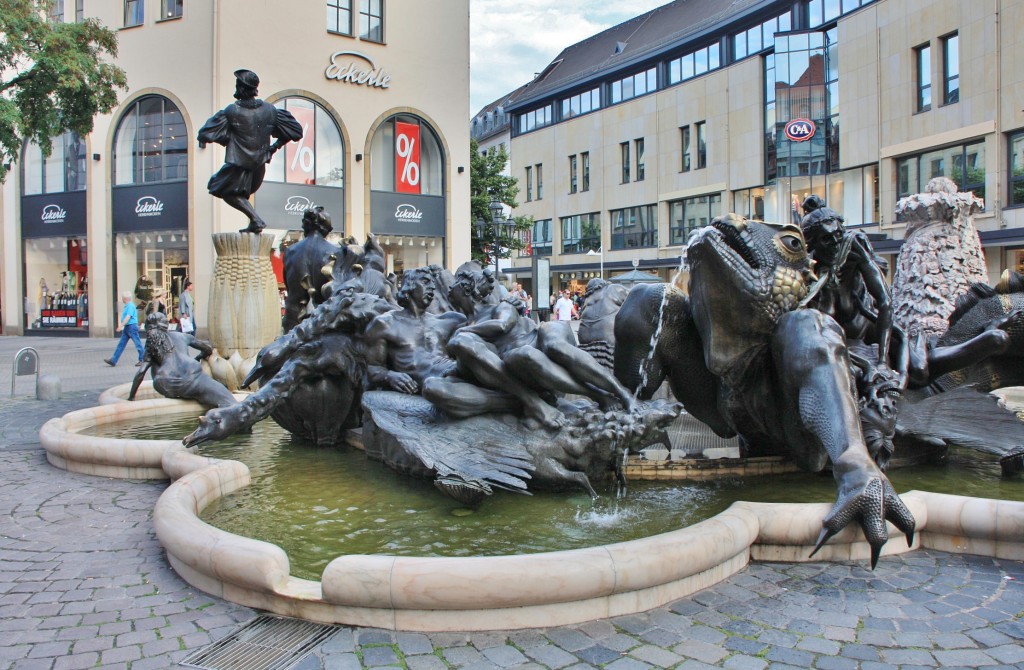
{"left": 469, "top": 0, "right": 668, "bottom": 114}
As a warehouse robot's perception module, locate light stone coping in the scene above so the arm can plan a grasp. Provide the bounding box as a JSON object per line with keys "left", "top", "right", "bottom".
{"left": 39, "top": 399, "right": 1024, "bottom": 631}
{"left": 98, "top": 380, "right": 163, "bottom": 404}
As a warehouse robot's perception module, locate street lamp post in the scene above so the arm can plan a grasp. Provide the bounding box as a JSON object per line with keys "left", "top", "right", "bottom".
{"left": 476, "top": 197, "right": 514, "bottom": 274}
{"left": 587, "top": 247, "right": 604, "bottom": 279}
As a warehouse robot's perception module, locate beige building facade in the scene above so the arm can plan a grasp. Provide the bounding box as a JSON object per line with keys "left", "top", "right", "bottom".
{"left": 504, "top": 0, "right": 1024, "bottom": 297}
{"left": 1, "top": 0, "right": 471, "bottom": 337}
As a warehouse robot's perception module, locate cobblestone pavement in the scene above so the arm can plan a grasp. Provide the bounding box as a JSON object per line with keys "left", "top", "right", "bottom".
{"left": 0, "top": 335, "right": 1022, "bottom": 669}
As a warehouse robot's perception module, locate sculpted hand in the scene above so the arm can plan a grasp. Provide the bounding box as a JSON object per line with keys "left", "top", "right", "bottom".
{"left": 812, "top": 454, "right": 915, "bottom": 569}
{"left": 387, "top": 371, "right": 419, "bottom": 394}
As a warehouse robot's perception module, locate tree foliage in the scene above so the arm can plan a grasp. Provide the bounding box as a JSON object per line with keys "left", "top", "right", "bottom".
{"left": 0, "top": 0, "right": 127, "bottom": 182}
{"left": 469, "top": 138, "right": 533, "bottom": 269}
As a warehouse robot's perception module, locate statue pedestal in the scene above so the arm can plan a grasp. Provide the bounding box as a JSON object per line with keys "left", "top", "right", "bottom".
{"left": 208, "top": 232, "right": 281, "bottom": 359}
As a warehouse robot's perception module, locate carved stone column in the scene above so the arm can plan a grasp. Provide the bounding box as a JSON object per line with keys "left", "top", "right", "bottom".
{"left": 892, "top": 177, "right": 987, "bottom": 338}
{"left": 208, "top": 232, "right": 281, "bottom": 358}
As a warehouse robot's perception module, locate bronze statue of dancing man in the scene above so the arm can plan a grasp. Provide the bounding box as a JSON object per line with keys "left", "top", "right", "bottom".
{"left": 198, "top": 69, "right": 303, "bottom": 234}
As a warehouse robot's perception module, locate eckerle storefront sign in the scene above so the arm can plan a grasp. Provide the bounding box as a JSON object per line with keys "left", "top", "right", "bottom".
{"left": 324, "top": 51, "right": 391, "bottom": 89}
{"left": 255, "top": 182, "right": 344, "bottom": 231}
{"left": 370, "top": 191, "right": 444, "bottom": 237}
{"left": 21, "top": 191, "right": 86, "bottom": 239}
{"left": 135, "top": 196, "right": 165, "bottom": 217}
{"left": 112, "top": 182, "right": 188, "bottom": 233}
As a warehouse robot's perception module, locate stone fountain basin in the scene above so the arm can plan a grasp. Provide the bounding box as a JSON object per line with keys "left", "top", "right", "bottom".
{"left": 39, "top": 397, "right": 1024, "bottom": 631}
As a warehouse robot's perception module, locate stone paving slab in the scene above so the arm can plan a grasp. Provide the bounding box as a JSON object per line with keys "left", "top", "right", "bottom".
{"left": 0, "top": 333, "right": 1022, "bottom": 668}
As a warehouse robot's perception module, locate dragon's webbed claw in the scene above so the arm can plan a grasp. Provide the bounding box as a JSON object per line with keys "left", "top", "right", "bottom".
{"left": 809, "top": 476, "right": 915, "bottom": 569}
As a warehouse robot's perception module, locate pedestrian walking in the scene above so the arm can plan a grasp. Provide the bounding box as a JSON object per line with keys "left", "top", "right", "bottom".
{"left": 178, "top": 279, "right": 195, "bottom": 334}
{"left": 105, "top": 291, "right": 144, "bottom": 367}
{"left": 553, "top": 291, "right": 576, "bottom": 321}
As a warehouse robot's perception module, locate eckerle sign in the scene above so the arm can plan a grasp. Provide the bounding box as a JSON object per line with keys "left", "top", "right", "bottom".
{"left": 135, "top": 196, "right": 165, "bottom": 217}
{"left": 324, "top": 51, "right": 391, "bottom": 89}
{"left": 394, "top": 203, "right": 423, "bottom": 222}
{"left": 41, "top": 204, "right": 68, "bottom": 225}
{"left": 285, "top": 195, "right": 319, "bottom": 216}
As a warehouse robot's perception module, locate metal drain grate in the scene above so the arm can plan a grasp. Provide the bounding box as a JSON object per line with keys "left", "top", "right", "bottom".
{"left": 180, "top": 614, "right": 338, "bottom": 670}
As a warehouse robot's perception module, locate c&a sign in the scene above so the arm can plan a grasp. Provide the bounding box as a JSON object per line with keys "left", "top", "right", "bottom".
{"left": 784, "top": 118, "right": 816, "bottom": 142}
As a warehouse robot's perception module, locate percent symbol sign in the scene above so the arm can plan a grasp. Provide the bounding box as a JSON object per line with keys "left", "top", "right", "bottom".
{"left": 396, "top": 133, "right": 420, "bottom": 186}
{"left": 290, "top": 123, "right": 314, "bottom": 174}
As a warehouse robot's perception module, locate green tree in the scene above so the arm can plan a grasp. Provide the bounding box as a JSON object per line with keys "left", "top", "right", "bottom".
{"left": 469, "top": 138, "right": 533, "bottom": 268}
{"left": 0, "top": 0, "right": 127, "bottom": 182}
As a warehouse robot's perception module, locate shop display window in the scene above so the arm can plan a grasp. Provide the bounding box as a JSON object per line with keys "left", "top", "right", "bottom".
{"left": 114, "top": 231, "right": 189, "bottom": 327}
{"left": 24, "top": 237, "right": 88, "bottom": 329}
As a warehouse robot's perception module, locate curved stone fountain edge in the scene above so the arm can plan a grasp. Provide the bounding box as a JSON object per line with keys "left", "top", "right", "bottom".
{"left": 40, "top": 399, "right": 1024, "bottom": 632}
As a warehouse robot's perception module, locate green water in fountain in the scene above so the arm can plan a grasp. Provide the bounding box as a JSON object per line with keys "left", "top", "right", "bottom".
{"left": 85, "top": 414, "right": 1024, "bottom": 581}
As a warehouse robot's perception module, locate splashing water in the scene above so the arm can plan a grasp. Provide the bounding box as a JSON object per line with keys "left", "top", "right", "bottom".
{"left": 574, "top": 501, "right": 635, "bottom": 528}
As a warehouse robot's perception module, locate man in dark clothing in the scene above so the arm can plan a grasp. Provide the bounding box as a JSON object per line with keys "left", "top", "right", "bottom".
{"left": 198, "top": 69, "right": 303, "bottom": 234}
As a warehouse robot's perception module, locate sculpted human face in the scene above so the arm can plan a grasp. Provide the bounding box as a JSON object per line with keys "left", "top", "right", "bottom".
{"left": 398, "top": 270, "right": 435, "bottom": 309}
{"left": 807, "top": 217, "right": 844, "bottom": 266}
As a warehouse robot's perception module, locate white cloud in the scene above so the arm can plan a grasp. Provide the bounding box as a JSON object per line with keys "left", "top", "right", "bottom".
{"left": 470, "top": 0, "right": 667, "bottom": 114}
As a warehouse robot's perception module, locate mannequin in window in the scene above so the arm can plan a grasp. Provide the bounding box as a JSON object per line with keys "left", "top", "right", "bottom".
{"left": 198, "top": 69, "right": 304, "bottom": 234}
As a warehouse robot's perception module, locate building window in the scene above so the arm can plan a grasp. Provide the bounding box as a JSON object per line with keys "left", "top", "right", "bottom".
{"left": 610, "top": 205, "right": 657, "bottom": 250}
{"left": 532, "top": 219, "right": 552, "bottom": 256}
{"left": 1007, "top": 130, "right": 1024, "bottom": 204}
{"left": 327, "top": 0, "right": 353, "bottom": 35}
{"left": 732, "top": 188, "right": 765, "bottom": 221}
{"left": 669, "top": 194, "right": 722, "bottom": 246}
{"left": 680, "top": 126, "right": 691, "bottom": 172}
{"left": 561, "top": 213, "right": 601, "bottom": 254}
{"left": 916, "top": 43, "right": 931, "bottom": 112}
{"left": 942, "top": 33, "right": 959, "bottom": 105}
{"left": 517, "top": 105, "right": 552, "bottom": 134}
{"left": 124, "top": 0, "right": 143, "bottom": 26}
{"left": 370, "top": 115, "right": 442, "bottom": 195}
{"left": 808, "top": 0, "right": 877, "bottom": 27}
{"left": 359, "top": 0, "right": 383, "bottom": 42}
{"left": 535, "top": 164, "right": 543, "bottom": 200}
{"left": 113, "top": 96, "right": 187, "bottom": 185}
{"left": 49, "top": 0, "right": 64, "bottom": 22}
{"left": 525, "top": 166, "right": 533, "bottom": 201}
{"left": 581, "top": 152, "right": 590, "bottom": 191}
{"left": 635, "top": 139, "right": 645, "bottom": 181}
{"left": 265, "top": 97, "right": 345, "bottom": 188}
{"left": 1011, "top": 132, "right": 1024, "bottom": 208}
{"left": 161, "top": 0, "right": 182, "bottom": 19}
{"left": 561, "top": 88, "right": 600, "bottom": 119}
{"left": 896, "top": 140, "right": 986, "bottom": 206}
{"left": 696, "top": 121, "right": 707, "bottom": 169}
{"left": 620, "top": 142, "right": 630, "bottom": 183}
{"left": 75, "top": 0, "right": 84, "bottom": 22}
{"left": 765, "top": 29, "right": 840, "bottom": 184}
{"left": 733, "top": 11, "right": 791, "bottom": 61}
{"left": 22, "top": 132, "right": 86, "bottom": 195}
{"left": 610, "top": 67, "right": 656, "bottom": 104}
{"left": 569, "top": 155, "right": 578, "bottom": 194}
{"left": 667, "top": 43, "right": 721, "bottom": 85}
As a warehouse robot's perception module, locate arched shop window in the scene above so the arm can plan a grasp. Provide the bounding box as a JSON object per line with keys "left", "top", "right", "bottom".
{"left": 22, "top": 131, "right": 86, "bottom": 195}
{"left": 368, "top": 115, "right": 446, "bottom": 278}
{"left": 113, "top": 95, "right": 187, "bottom": 185}
{"left": 370, "top": 115, "right": 444, "bottom": 195}
{"left": 264, "top": 97, "right": 344, "bottom": 188}
{"left": 111, "top": 95, "right": 190, "bottom": 332}
{"left": 20, "top": 132, "right": 89, "bottom": 332}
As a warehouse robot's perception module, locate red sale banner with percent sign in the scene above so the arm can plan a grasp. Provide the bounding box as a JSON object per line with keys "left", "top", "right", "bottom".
{"left": 286, "top": 106, "right": 316, "bottom": 185}
{"left": 395, "top": 121, "right": 421, "bottom": 194}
